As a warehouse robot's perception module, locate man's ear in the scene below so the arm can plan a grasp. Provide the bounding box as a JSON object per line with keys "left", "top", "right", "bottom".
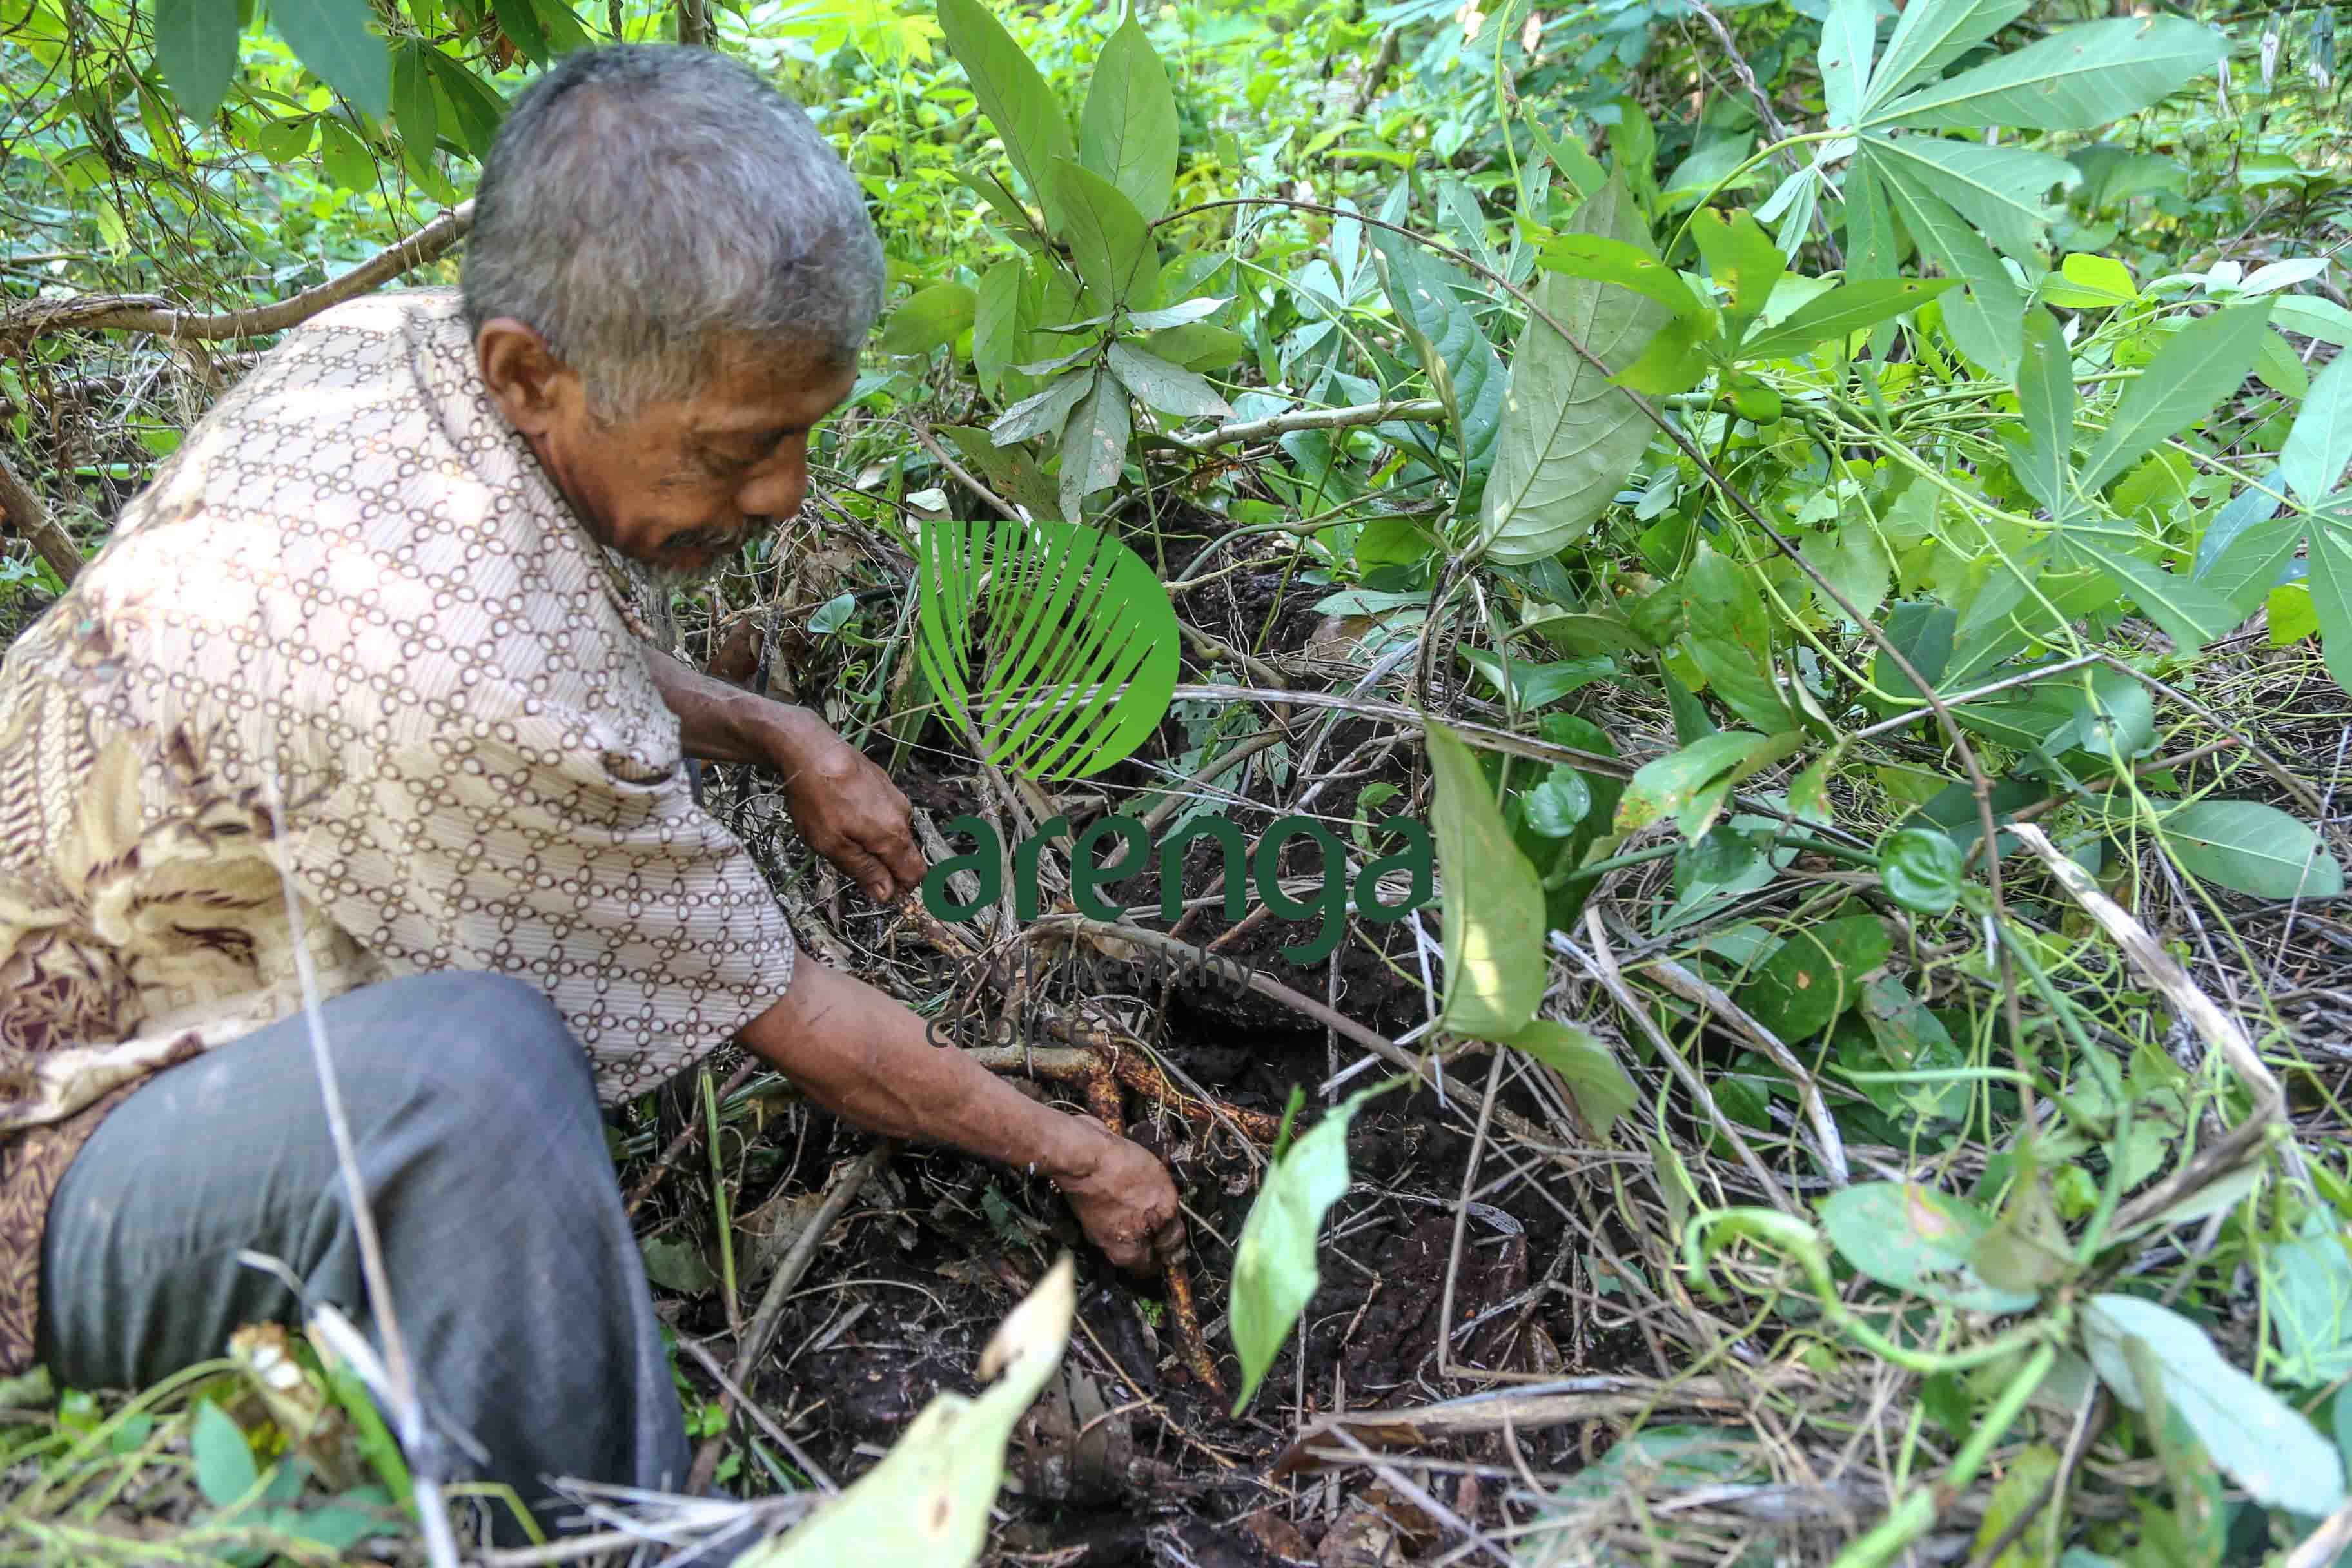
{"left": 475, "top": 317, "right": 575, "bottom": 437}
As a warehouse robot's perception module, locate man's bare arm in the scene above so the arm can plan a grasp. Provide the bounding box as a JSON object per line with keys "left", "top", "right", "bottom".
{"left": 739, "top": 959, "right": 1185, "bottom": 1273}
{"left": 645, "top": 647, "right": 926, "bottom": 901}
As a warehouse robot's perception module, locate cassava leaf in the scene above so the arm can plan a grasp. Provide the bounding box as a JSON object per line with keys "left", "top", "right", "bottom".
{"left": 2080, "top": 305, "right": 2271, "bottom": 491}
{"left": 1869, "top": 15, "right": 2226, "bottom": 132}
{"left": 1863, "top": 0, "right": 2032, "bottom": 112}
{"left": 2282, "top": 348, "right": 2352, "bottom": 505}
{"left": 1739, "top": 278, "right": 1958, "bottom": 360}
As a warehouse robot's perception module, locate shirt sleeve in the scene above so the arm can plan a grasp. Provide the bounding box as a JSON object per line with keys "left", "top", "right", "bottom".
{"left": 291, "top": 678, "right": 794, "bottom": 1103}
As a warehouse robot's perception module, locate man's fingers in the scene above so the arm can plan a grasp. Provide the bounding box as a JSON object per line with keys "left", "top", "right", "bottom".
{"left": 886, "top": 834, "right": 928, "bottom": 893}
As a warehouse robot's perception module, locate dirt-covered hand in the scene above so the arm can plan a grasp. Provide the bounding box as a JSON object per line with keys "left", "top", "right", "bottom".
{"left": 1055, "top": 1131, "right": 1186, "bottom": 1276}
{"left": 756, "top": 709, "right": 927, "bottom": 903}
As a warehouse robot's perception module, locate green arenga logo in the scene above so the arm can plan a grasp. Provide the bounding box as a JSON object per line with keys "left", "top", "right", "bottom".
{"left": 912, "top": 517, "right": 1181, "bottom": 781}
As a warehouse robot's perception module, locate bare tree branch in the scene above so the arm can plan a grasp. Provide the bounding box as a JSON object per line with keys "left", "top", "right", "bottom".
{"left": 0, "top": 201, "right": 474, "bottom": 349}
{"left": 0, "top": 446, "right": 83, "bottom": 585}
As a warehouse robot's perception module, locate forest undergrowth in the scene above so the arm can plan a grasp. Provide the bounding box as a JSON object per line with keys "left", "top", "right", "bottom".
{"left": 5, "top": 0, "right": 2352, "bottom": 1561}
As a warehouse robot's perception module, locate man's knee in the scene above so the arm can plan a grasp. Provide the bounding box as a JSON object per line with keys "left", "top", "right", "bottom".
{"left": 318, "top": 971, "right": 600, "bottom": 1137}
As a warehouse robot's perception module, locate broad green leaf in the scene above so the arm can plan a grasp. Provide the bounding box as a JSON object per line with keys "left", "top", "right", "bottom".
{"left": 1689, "top": 208, "right": 1787, "bottom": 346}
{"left": 2282, "top": 349, "right": 2352, "bottom": 505}
{"left": 2264, "top": 1211, "right": 2352, "bottom": 1386}
{"left": 1519, "top": 765, "right": 1592, "bottom": 836}
{"left": 1738, "top": 914, "right": 1890, "bottom": 1040}
{"left": 155, "top": 0, "right": 240, "bottom": 124}
{"left": 2012, "top": 307, "right": 2075, "bottom": 516}
{"left": 2273, "top": 293, "right": 2352, "bottom": 345}
{"left": 1615, "top": 729, "right": 1804, "bottom": 841}
{"left": 1863, "top": 0, "right": 2031, "bottom": 112}
{"left": 1740, "top": 278, "right": 1957, "bottom": 360}
{"left": 1427, "top": 718, "right": 1547, "bottom": 1039}
{"left": 2080, "top": 305, "right": 2270, "bottom": 491}
{"left": 972, "top": 260, "right": 1026, "bottom": 397}
{"left": 1374, "top": 231, "right": 1505, "bottom": 502}
{"left": 2155, "top": 799, "right": 2346, "bottom": 899}
{"left": 424, "top": 52, "right": 505, "bottom": 160}
{"left": 1819, "top": 0, "right": 1876, "bottom": 128}
{"left": 1125, "top": 297, "right": 1227, "bottom": 330}
{"left": 2194, "top": 478, "right": 2298, "bottom": 616}
{"left": 1870, "top": 16, "right": 2224, "bottom": 132}
{"left": 2310, "top": 516, "right": 2352, "bottom": 692}
{"left": 2270, "top": 582, "right": 2320, "bottom": 645}
{"left": 1867, "top": 146, "right": 2024, "bottom": 373}
{"left": 1680, "top": 548, "right": 1792, "bottom": 734}
{"left": 1819, "top": 1182, "right": 2040, "bottom": 1313}
{"left": 1479, "top": 178, "right": 1666, "bottom": 564}
{"left": 2041, "top": 251, "right": 2138, "bottom": 309}
{"left": 1614, "top": 311, "right": 1713, "bottom": 396}
{"left": 1880, "top": 827, "right": 1965, "bottom": 915}
{"left": 487, "top": 0, "right": 550, "bottom": 64}
{"left": 1530, "top": 233, "right": 1707, "bottom": 317}
{"left": 1105, "top": 340, "right": 1231, "bottom": 418}
{"left": 1860, "top": 133, "right": 2074, "bottom": 262}
{"left": 1146, "top": 322, "right": 1248, "bottom": 371}
{"left": 389, "top": 43, "right": 438, "bottom": 178}
{"left": 2075, "top": 543, "right": 2239, "bottom": 654}
{"left": 879, "top": 282, "right": 979, "bottom": 357}
{"left": 1819, "top": 522, "right": 1892, "bottom": 621}
{"left": 1057, "top": 368, "right": 1132, "bottom": 520}
{"left": 270, "top": 0, "right": 387, "bottom": 118}
{"left": 938, "top": 0, "right": 1075, "bottom": 220}
{"left": 1077, "top": 19, "right": 1178, "bottom": 221}
{"left": 1459, "top": 649, "right": 1613, "bottom": 709}
{"left": 2083, "top": 1292, "right": 2347, "bottom": 1517}
{"left": 910, "top": 514, "right": 1179, "bottom": 781}
{"left": 1048, "top": 157, "right": 1156, "bottom": 309}
{"left": 191, "top": 1401, "right": 259, "bottom": 1507}
{"left": 1228, "top": 1088, "right": 1402, "bottom": 1422}
{"left": 1505, "top": 1019, "right": 1638, "bottom": 1135}
{"left": 250, "top": 113, "right": 317, "bottom": 164}
{"left": 752, "top": 1259, "right": 1076, "bottom": 1566}
{"left": 317, "top": 118, "right": 373, "bottom": 193}
{"left": 988, "top": 370, "right": 1092, "bottom": 446}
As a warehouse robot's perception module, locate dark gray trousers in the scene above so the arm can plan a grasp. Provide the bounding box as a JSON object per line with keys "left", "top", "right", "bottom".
{"left": 38, "top": 970, "right": 694, "bottom": 1544}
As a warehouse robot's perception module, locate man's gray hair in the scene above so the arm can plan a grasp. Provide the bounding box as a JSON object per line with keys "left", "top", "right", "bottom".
{"left": 461, "top": 45, "right": 883, "bottom": 418}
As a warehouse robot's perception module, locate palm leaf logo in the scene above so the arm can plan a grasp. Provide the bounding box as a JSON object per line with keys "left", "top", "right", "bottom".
{"left": 912, "top": 518, "right": 1181, "bottom": 781}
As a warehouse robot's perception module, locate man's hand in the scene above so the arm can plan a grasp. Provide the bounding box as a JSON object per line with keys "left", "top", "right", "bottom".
{"left": 645, "top": 649, "right": 926, "bottom": 903}
{"left": 1053, "top": 1126, "right": 1188, "bottom": 1275}
{"left": 755, "top": 707, "right": 927, "bottom": 903}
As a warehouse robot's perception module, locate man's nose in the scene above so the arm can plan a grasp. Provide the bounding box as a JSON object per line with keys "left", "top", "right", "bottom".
{"left": 740, "top": 453, "right": 808, "bottom": 522}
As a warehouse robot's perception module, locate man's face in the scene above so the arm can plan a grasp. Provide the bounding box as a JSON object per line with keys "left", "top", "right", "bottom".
{"left": 477, "top": 320, "right": 858, "bottom": 580}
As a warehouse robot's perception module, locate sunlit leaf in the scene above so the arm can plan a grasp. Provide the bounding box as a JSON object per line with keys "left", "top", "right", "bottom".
{"left": 1427, "top": 718, "right": 1547, "bottom": 1039}
{"left": 1078, "top": 19, "right": 1178, "bottom": 220}
{"left": 1229, "top": 1080, "right": 1403, "bottom": 1414}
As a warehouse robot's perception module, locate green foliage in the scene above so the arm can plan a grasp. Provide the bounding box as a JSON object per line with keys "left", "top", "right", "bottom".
{"left": 1227, "top": 1078, "right": 1402, "bottom": 1415}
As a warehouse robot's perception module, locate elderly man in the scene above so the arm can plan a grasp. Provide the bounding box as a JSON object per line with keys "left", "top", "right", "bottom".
{"left": 0, "top": 43, "right": 1181, "bottom": 1543}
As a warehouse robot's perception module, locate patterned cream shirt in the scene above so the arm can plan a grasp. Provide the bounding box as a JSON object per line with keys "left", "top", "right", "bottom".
{"left": 0, "top": 288, "right": 794, "bottom": 1373}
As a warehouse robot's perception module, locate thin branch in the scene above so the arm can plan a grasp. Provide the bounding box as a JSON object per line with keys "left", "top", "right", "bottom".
{"left": 0, "top": 201, "right": 474, "bottom": 347}
{"left": 0, "top": 446, "right": 83, "bottom": 583}
{"left": 1151, "top": 397, "right": 1445, "bottom": 455}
